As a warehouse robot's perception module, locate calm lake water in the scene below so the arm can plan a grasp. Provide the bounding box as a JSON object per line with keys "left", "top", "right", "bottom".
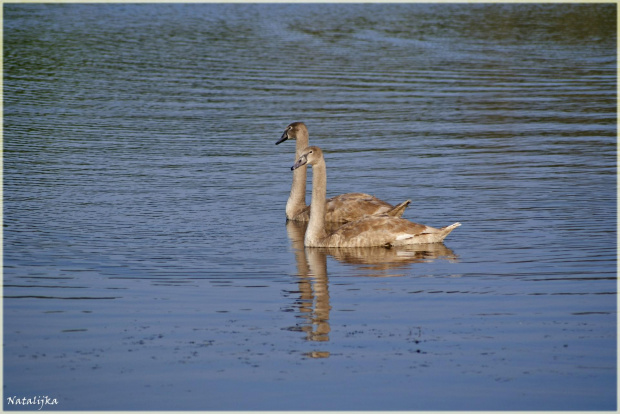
{"left": 3, "top": 3, "right": 617, "bottom": 411}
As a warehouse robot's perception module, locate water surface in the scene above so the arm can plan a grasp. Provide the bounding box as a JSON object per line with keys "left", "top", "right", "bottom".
{"left": 3, "top": 3, "right": 617, "bottom": 411}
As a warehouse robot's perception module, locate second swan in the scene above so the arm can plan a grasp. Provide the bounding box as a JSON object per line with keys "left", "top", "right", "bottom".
{"left": 277, "top": 122, "right": 410, "bottom": 223}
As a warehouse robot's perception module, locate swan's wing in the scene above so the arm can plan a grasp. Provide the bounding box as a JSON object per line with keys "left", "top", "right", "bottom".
{"left": 328, "top": 217, "right": 460, "bottom": 247}
{"left": 325, "top": 193, "right": 405, "bottom": 223}
{"left": 328, "top": 216, "right": 426, "bottom": 247}
{"left": 294, "top": 194, "right": 412, "bottom": 223}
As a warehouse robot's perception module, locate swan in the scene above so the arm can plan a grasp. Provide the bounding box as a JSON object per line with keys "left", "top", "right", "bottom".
{"left": 291, "top": 146, "right": 461, "bottom": 248}
{"left": 276, "top": 122, "right": 410, "bottom": 223}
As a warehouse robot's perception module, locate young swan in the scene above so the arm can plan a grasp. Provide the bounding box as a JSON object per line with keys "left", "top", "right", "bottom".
{"left": 292, "top": 146, "right": 461, "bottom": 248}
{"left": 277, "top": 121, "right": 410, "bottom": 223}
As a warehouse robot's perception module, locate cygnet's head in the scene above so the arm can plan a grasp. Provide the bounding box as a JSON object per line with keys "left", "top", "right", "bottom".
{"left": 291, "top": 146, "right": 323, "bottom": 170}
{"left": 276, "top": 121, "right": 308, "bottom": 145}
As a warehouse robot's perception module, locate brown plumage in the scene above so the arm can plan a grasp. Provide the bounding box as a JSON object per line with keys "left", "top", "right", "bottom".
{"left": 291, "top": 146, "right": 461, "bottom": 248}
{"left": 277, "top": 121, "right": 410, "bottom": 223}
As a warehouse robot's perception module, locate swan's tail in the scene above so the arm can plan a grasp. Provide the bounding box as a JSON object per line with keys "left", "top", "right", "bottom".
{"left": 442, "top": 222, "right": 461, "bottom": 231}
{"left": 387, "top": 200, "right": 411, "bottom": 218}
{"left": 437, "top": 222, "right": 461, "bottom": 241}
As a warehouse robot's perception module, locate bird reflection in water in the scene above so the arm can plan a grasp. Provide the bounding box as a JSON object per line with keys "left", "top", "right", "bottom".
{"left": 286, "top": 221, "right": 332, "bottom": 349}
{"left": 284, "top": 220, "right": 458, "bottom": 358}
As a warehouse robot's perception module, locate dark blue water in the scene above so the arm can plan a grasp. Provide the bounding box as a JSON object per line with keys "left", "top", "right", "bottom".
{"left": 3, "top": 3, "right": 616, "bottom": 411}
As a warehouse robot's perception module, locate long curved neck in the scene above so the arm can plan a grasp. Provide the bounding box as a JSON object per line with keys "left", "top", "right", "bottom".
{"left": 305, "top": 158, "right": 328, "bottom": 246}
{"left": 286, "top": 162, "right": 307, "bottom": 219}
{"left": 286, "top": 130, "right": 311, "bottom": 219}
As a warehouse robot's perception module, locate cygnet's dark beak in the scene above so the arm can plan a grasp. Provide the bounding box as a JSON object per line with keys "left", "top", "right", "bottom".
{"left": 291, "top": 155, "right": 307, "bottom": 170}
{"left": 275, "top": 130, "right": 289, "bottom": 145}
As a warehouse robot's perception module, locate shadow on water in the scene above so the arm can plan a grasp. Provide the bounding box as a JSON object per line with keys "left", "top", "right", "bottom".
{"left": 283, "top": 220, "right": 458, "bottom": 358}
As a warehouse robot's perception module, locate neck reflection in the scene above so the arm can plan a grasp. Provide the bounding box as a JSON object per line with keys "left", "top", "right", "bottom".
{"left": 287, "top": 221, "right": 332, "bottom": 349}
